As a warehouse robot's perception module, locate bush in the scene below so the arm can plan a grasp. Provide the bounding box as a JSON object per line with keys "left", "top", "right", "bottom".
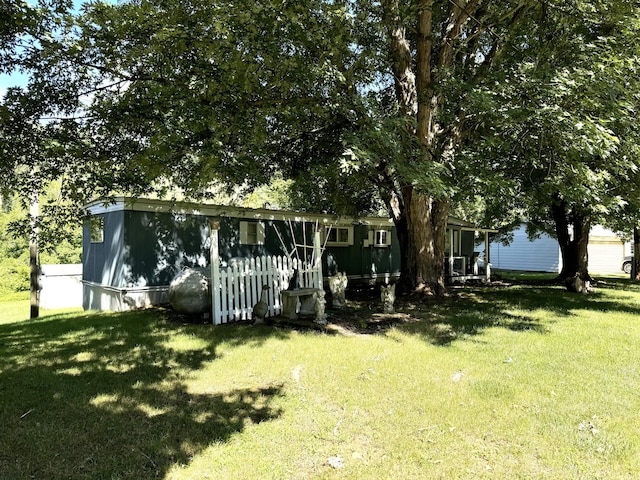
{"left": 0, "top": 193, "right": 82, "bottom": 298}
{"left": 0, "top": 259, "right": 30, "bottom": 296}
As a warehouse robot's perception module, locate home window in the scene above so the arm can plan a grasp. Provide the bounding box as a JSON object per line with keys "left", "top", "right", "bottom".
{"left": 240, "top": 221, "right": 265, "bottom": 245}
{"left": 90, "top": 216, "right": 104, "bottom": 243}
{"left": 374, "top": 229, "right": 391, "bottom": 247}
{"left": 325, "top": 226, "right": 353, "bottom": 246}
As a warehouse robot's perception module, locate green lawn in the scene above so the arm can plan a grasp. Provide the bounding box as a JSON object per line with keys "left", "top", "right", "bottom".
{"left": 1, "top": 277, "right": 640, "bottom": 479}
{"left": 0, "top": 298, "right": 31, "bottom": 324}
{"left": 1, "top": 297, "right": 82, "bottom": 325}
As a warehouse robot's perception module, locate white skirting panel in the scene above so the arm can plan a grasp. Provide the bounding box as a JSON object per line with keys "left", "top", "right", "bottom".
{"left": 82, "top": 281, "right": 169, "bottom": 312}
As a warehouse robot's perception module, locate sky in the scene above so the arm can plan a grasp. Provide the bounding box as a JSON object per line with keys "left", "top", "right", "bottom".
{"left": 0, "top": 71, "right": 30, "bottom": 98}
{"left": 0, "top": 0, "right": 102, "bottom": 98}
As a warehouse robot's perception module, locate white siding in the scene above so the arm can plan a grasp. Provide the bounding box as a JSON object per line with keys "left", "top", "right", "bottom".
{"left": 480, "top": 224, "right": 629, "bottom": 274}
{"left": 488, "top": 225, "right": 562, "bottom": 272}
{"left": 588, "top": 242, "right": 624, "bottom": 273}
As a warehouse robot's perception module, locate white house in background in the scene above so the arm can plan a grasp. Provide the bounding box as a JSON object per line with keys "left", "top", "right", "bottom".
{"left": 481, "top": 223, "right": 630, "bottom": 274}
{"left": 588, "top": 225, "right": 632, "bottom": 274}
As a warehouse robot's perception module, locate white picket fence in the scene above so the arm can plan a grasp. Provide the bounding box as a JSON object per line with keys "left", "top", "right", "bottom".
{"left": 209, "top": 225, "right": 323, "bottom": 325}
{"left": 212, "top": 255, "right": 322, "bottom": 324}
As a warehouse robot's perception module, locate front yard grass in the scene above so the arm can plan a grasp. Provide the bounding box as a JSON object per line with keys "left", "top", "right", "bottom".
{"left": 1, "top": 276, "right": 639, "bottom": 479}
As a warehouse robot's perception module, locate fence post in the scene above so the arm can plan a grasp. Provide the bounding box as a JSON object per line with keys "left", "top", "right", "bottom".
{"left": 209, "top": 220, "right": 222, "bottom": 325}
{"left": 484, "top": 230, "right": 491, "bottom": 283}
{"left": 313, "top": 229, "right": 323, "bottom": 289}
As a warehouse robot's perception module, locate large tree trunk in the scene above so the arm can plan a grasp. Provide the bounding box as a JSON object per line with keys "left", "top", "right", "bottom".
{"left": 402, "top": 187, "right": 450, "bottom": 294}
{"left": 387, "top": 187, "right": 449, "bottom": 295}
{"left": 380, "top": 0, "right": 497, "bottom": 295}
{"left": 633, "top": 226, "right": 640, "bottom": 280}
{"left": 379, "top": 0, "right": 451, "bottom": 295}
{"left": 551, "top": 196, "right": 591, "bottom": 281}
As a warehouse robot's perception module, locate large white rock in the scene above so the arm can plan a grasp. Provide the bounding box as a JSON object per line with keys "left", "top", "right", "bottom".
{"left": 169, "top": 268, "right": 211, "bottom": 314}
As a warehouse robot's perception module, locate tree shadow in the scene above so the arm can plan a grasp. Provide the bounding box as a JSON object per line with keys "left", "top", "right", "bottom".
{"left": 391, "top": 298, "right": 550, "bottom": 346}
{"left": 4, "top": 278, "right": 638, "bottom": 478}
{"left": 326, "top": 278, "right": 640, "bottom": 346}
{"left": 0, "top": 310, "right": 288, "bottom": 479}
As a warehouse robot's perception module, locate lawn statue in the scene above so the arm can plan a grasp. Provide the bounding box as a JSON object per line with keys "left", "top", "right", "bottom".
{"left": 169, "top": 268, "right": 211, "bottom": 314}
{"left": 565, "top": 274, "right": 592, "bottom": 294}
{"left": 381, "top": 283, "right": 396, "bottom": 314}
{"left": 328, "top": 272, "right": 348, "bottom": 308}
{"left": 252, "top": 285, "right": 270, "bottom": 324}
{"left": 314, "top": 289, "right": 327, "bottom": 325}
{"left": 287, "top": 268, "right": 299, "bottom": 290}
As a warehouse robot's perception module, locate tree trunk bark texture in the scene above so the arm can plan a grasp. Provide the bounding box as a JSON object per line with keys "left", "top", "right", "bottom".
{"left": 402, "top": 190, "right": 450, "bottom": 295}
{"left": 379, "top": 0, "right": 487, "bottom": 295}
{"left": 551, "top": 196, "right": 591, "bottom": 281}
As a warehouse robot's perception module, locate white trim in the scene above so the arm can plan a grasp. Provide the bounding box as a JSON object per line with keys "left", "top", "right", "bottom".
{"left": 324, "top": 225, "right": 354, "bottom": 246}
{"left": 81, "top": 280, "right": 169, "bottom": 295}
{"left": 460, "top": 226, "right": 498, "bottom": 234}
{"left": 90, "top": 216, "right": 105, "bottom": 243}
{"left": 373, "top": 229, "right": 392, "bottom": 247}
{"left": 84, "top": 196, "right": 395, "bottom": 227}
{"left": 82, "top": 280, "right": 169, "bottom": 312}
{"left": 239, "top": 220, "right": 265, "bottom": 245}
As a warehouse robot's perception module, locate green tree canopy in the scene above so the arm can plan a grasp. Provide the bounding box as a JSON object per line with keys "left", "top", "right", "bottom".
{"left": 3, "top": 0, "right": 640, "bottom": 289}
{"left": 465, "top": 1, "right": 640, "bottom": 279}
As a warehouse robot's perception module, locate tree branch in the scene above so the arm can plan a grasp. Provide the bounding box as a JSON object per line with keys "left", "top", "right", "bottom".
{"left": 380, "top": 0, "right": 418, "bottom": 118}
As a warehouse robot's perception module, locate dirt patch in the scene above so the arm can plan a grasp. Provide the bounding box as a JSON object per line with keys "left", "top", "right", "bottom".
{"left": 265, "top": 289, "right": 422, "bottom": 335}
{"left": 161, "top": 285, "right": 463, "bottom": 334}
{"left": 165, "top": 281, "right": 522, "bottom": 334}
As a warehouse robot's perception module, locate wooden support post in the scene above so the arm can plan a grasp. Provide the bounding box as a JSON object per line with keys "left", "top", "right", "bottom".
{"left": 313, "top": 229, "right": 322, "bottom": 289}
{"left": 209, "top": 220, "right": 221, "bottom": 325}
{"left": 484, "top": 231, "right": 491, "bottom": 282}
{"left": 449, "top": 228, "right": 454, "bottom": 277}
{"left": 29, "top": 188, "right": 39, "bottom": 319}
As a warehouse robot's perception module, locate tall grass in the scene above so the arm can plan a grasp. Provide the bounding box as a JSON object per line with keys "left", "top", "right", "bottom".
{"left": 1, "top": 277, "right": 640, "bottom": 479}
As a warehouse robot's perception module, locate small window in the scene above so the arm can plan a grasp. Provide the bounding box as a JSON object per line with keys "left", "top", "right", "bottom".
{"left": 90, "top": 216, "right": 104, "bottom": 243}
{"left": 325, "top": 226, "right": 353, "bottom": 246}
{"left": 374, "top": 229, "right": 391, "bottom": 247}
{"left": 240, "top": 221, "right": 265, "bottom": 245}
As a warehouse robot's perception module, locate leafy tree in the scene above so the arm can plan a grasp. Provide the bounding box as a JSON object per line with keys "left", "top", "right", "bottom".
{"left": 15, "top": 1, "right": 386, "bottom": 219}
{"left": 7, "top": 0, "right": 640, "bottom": 296}
{"left": 1, "top": 1, "right": 89, "bottom": 313}
{"left": 53, "top": 0, "right": 543, "bottom": 295}
{"left": 0, "top": 0, "right": 91, "bottom": 241}
{"left": 0, "top": 187, "right": 81, "bottom": 299}
{"left": 469, "top": 1, "right": 640, "bottom": 281}
{"left": 348, "top": 0, "right": 544, "bottom": 293}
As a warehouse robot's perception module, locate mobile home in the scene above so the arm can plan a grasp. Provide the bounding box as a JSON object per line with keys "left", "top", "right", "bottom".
{"left": 82, "top": 197, "right": 492, "bottom": 317}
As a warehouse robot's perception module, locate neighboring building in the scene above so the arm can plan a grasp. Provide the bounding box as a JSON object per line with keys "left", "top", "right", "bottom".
{"left": 587, "top": 225, "right": 630, "bottom": 274}
{"left": 82, "top": 197, "right": 494, "bottom": 314}
{"left": 482, "top": 223, "right": 629, "bottom": 274}
{"left": 39, "top": 264, "right": 83, "bottom": 309}
{"left": 487, "top": 224, "right": 562, "bottom": 273}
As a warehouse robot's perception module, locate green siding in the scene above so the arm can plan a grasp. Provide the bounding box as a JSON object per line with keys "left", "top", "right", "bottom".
{"left": 324, "top": 226, "right": 400, "bottom": 280}
{"left": 84, "top": 209, "right": 402, "bottom": 289}
{"left": 122, "top": 210, "right": 210, "bottom": 287}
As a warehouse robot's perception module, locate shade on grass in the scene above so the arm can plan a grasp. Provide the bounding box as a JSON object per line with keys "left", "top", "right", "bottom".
{"left": 1, "top": 277, "right": 640, "bottom": 479}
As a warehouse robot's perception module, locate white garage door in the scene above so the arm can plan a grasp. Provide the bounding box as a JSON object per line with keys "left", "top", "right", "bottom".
{"left": 588, "top": 241, "right": 624, "bottom": 274}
